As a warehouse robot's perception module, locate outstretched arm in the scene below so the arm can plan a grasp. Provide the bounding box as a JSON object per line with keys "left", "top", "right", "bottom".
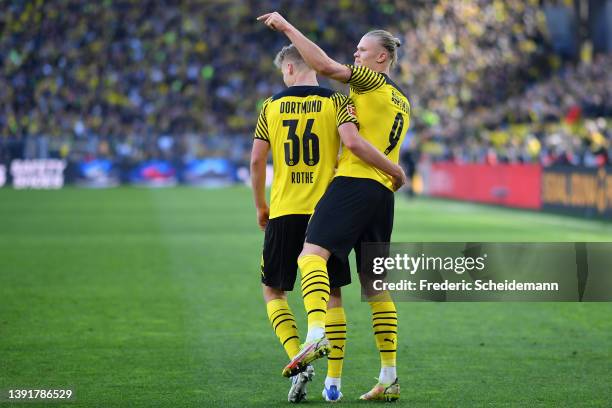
{"left": 338, "top": 123, "right": 408, "bottom": 191}
{"left": 258, "top": 12, "right": 351, "bottom": 83}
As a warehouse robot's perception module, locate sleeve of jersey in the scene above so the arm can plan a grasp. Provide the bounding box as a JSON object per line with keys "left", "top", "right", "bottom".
{"left": 332, "top": 93, "right": 359, "bottom": 129}
{"left": 345, "top": 64, "right": 385, "bottom": 93}
{"left": 253, "top": 99, "right": 271, "bottom": 142}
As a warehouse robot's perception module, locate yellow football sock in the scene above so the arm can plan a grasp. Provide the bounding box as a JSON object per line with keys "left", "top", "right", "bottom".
{"left": 266, "top": 299, "right": 300, "bottom": 359}
{"left": 369, "top": 293, "right": 397, "bottom": 367}
{"left": 298, "top": 254, "right": 330, "bottom": 331}
{"left": 325, "top": 306, "right": 347, "bottom": 378}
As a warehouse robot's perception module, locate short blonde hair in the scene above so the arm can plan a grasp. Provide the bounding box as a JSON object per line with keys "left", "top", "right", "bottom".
{"left": 364, "top": 30, "right": 401, "bottom": 67}
{"left": 274, "top": 44, "right": 306, "bottom": 69}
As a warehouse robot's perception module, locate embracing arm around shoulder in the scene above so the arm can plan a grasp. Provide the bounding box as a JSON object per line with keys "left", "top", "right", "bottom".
{"left": 337, "top": 122, "right": 407, "bottom": 191}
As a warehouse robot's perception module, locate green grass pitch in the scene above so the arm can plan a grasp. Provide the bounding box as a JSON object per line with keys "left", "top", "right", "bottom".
{"left": 0, "top": 187, "right": 610, "bottom": 407}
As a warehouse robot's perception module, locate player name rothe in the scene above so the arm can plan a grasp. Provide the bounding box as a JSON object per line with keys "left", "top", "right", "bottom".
{"left": 291, "top": 171, "right": 314, "bottom": 183}
{"left": 280, "top": 100, "right": 322, "bottom": 114}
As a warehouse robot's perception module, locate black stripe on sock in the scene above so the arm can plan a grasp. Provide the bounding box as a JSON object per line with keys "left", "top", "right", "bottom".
{"left": 274, "top": 318, "right": 296, "bottom": 331}
{"left": 301, "top": 274, "right": 328, "bottom": 289}
{"left": 282, "top": 336, "right": 299, "bottom": 346}
{"left": 301, "top": 271, "right": 327, "bottom": 285}
{"left": 374, "top": 330, "right": 397, "bottom": 335}
{"left": 270, "top": 308, "right": 289, "bottom": 317}
{"left": 380, "top": 349, "right": 397, "bottom": 352}
{"left": 302, "top": 280, "right": 329, "bottom": 293}
{"left": 373, "top": 323, "right": 397, "bottom": 328}
{"left": 373, "top": 316, "right": 397, "bottom": 321}
{"left": 303, "top": 279, "right": 330, "bottom": 288}
{"left": 271, "top": 312, "right": 293, "bottom": 326}
{"left": 325, "top": 323, "right": 347, "bottom": 328}
{"left": 307, "top": 308, "right": 326, "bottom": 315}
{"left": 328, "top": 337, "right": 346, "bottom": 341}
{"left": 327, "top": 357, "right": 344, "bottom": 360}
{"left": 373, "top": 311, "right": 397, "bottom": 316}
{"left": 303, "top": 288, "right": 330, "bottom": 298}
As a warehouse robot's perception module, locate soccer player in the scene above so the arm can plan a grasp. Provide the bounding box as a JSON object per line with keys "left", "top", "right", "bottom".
{"left": 251, "top": 44, "right": 406, "bottom": 403}
{"left": 258, "top": 12, "right": 410, "bottom": 401}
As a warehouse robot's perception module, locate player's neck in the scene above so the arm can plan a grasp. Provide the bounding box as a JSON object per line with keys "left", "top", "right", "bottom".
{"left": 370, "top": 63, "right": 390, "bottom": 76}
{"left": 291, "top": 72, "right": 319, "bottom": 87}
{"left": 377, "top": 68, "right": 390, "bottom": 76}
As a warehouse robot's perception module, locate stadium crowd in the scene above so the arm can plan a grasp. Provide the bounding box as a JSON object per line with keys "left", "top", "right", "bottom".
{"left": 418, "top": 53, "right": 611, "bottom": 167}
{"left": 0, "top": 0, "right": 610, "bottom": 169}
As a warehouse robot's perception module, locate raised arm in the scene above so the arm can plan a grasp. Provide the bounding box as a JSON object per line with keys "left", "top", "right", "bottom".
{"left": 258, "top": 12, "right": 351, "bottom": 83}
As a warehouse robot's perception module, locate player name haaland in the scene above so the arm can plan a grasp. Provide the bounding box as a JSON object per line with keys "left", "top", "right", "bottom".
{"left": 279, "top": 100, "right": 322, "bottom": 114}
{"left": 391, "top": 89, "right": 410, "bottom": 114}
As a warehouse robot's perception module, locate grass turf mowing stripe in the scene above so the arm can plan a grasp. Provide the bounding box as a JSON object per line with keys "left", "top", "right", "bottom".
{"left": 0, "top": 187, "right": 610, "bottom": 407}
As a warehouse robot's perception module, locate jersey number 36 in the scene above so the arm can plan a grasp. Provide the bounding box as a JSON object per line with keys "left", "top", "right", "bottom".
{"left": 283, "top": 119, "right": 320, "bottom": 166}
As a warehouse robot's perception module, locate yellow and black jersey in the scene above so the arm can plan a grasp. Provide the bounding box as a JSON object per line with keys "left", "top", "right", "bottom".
{"left": 336, "top": 64, "right": 411, "bottom": 191}
{"left": 254, "top": 86, "right": 358, "bottom": 219}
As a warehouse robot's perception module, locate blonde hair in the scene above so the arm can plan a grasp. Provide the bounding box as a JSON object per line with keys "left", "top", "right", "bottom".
{"left": 273, "top": 44, "right": 307, "bottom": 69}
{"left": 364, "top": 30, "right": 401, "bottom": 67}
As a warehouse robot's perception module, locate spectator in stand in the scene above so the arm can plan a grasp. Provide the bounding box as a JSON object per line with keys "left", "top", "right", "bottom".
{"left": 0, "top": 0, "right": 609, "bottom": 169}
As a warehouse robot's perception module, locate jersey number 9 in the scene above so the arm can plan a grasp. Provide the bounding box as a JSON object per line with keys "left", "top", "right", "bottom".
{"left": 384, "top": 113, "right": 405, "bottom": 155}
{"left": 283, "top": 119, "right": 320, "bottom": 166}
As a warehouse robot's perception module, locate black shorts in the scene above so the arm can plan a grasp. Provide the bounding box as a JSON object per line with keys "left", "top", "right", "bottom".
{"left": 305, "top": 176, "right": 394, "bottom": 281}
{"left": 261, "top": 214, "right": 351, "bottom": 291}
